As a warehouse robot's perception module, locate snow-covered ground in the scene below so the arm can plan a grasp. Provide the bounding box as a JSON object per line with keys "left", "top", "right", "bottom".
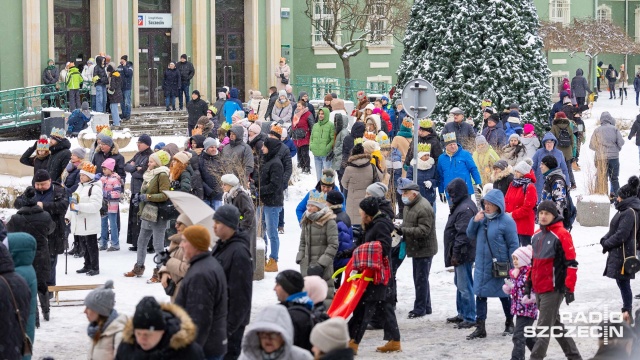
{"left": 6, "top": 97, "right": 640, "bottom": 359}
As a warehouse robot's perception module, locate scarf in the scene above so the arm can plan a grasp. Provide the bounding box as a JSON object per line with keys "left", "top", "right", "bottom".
{"left": 304, "top": 206, "right": 330, "bottom": 223}
{"left": 511, "top": 177, "right": 531, "bottom": 188}
{"left": 142, "top": 166, "right": 169, "bottom": 184}
{"left": 223, "top": 184, "right": 250, "bottom": 203}
{"left": 292, "top": 107, "right": 308, "bottom": 127}
{"left": 261, "top": 347, "right": 285, "bottom": 360}
{"left": 416, "top": 157, "right": 435, "bottom": 170}
{"left": 87, "top": 309, "right": 119, "bottom": 339}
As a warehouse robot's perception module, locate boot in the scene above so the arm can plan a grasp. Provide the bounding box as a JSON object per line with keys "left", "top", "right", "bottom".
{"left": 376, "top": 340, "right": 402, "bottom": 353}
{"left": 129, "top": 246, "right": 138, "bottom": 251}
{"left": 278, "top": 227, "right": 284, "bottom": 234}
{"left": 264, "top": 258, "right": 279, "bottom": 272}
{"left": 466, "top": 320, "right": 486, "bottom": 340}
{"left": 124, "top": 264, "right": 146, "bottom": 277}
{"left": 348, "top": 340, "right": 359, "bottom": 356}
{"left": 572, "top": 162, "right": 581, "bottom": 172}
{"left": 446, "top": 315, "right": 463, "bottom": 323}
{"left": 68, "top": 239, "right": 79, "bottom": 256}
{"left": 147, "top": 268, "right": 161, "bottom": 284}
{"left": 503, "top": 318, "right": 515, "bottom": 336}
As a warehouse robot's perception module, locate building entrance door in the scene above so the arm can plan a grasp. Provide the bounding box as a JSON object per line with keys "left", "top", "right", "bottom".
{"left": 138, "top": 30, "right": 172, "bottom": 106}
{"left": 54, "top": 0, "right": 91, "bottom": 69}
{"left": 216, "top": 0, "right": 245, "bottom": 101}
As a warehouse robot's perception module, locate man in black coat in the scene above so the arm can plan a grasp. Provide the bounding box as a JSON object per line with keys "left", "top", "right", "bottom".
{"left": 186, "top": 90, "right": 209, "bottom": 136}
{"left": 212, "top": 205, "right": 253, "bottom": 360}
{"left": 274, "top": 269, "right": 315, "bottom": 352}
{"left": 265, "top": 86, "right": 278, "bottom": 121}
{"left": 0, "top": 243, "right": 31, "bottom": 360}
{"left": 404, "top": 120, "right": 443, "bottom": 168}
{"left": 93, "top": 134, "right": 126, "bottom": 180}
{"left": 259, "top": 138, "right": 284, "bottom": 271}
{"left": 175, "top": 225, "right": 228, "bottom": 359}
{"left": 47, "top": 129, "right": 72, "bottom": 183}
{"left": 176, "top": 54, "right": 195, "bottom": 110}
{"left": 200, "top": 138, "right": 224, "bottom": 209}
{"left": 125, "top": 135, "right": 154, "bottom": 251}
{"left": 443, "top": 178, "right": 478, "bottom": 329}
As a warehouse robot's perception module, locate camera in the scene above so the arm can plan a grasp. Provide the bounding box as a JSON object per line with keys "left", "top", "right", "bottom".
{"left": 153, "top": 247, "right": 171, "bottom": 265}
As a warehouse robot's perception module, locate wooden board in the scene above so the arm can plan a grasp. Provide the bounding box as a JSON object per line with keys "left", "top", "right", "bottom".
{"left": 48, "top": 284, "right": 103, "bottom": 306}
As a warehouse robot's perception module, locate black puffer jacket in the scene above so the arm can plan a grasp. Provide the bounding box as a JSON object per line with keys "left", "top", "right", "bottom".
{"left": 163, "top": 67, "right": 182, "bottom": 98}
{"left": 601, "top": 196, "right": 640, "bottom": 281}
{"left": 211, "top": 230, "right": 253, "bottom": 336}
{"left": 19, "top": 142, "right": 50, "bottom": 178}
{"left": 124, "top": 148, "right": 153, "bottom": 194}
{"left": 258, "top": 139, "right": 284, "bottom": 207}
{"left": 48, "top": 138, "right": 72, "bottom": 183}
{"left": 93, "top": 56, "right": 108, "bottom": 86}
{"left": 276, "top": 139, "right": 293, "bottom": 190}
{"left": 187, "top": 150, "right": 204, "bottom": 200}
{"left": 93, "top": 144, "right": 126, "bottom": 179}
{"left": 187, "top": 96, "right": 209, "bottom": 126}
{"left": 359, "top": 212, "right": 392, "bottom": 302}
{"left": 175, "top": 252, "right": 228, "bottom": 358}
{"left": 443, "top": 178, "right": 478, "bottom": 267}
{"left": 63, "top": 164, "right": 81, "bottom": 196}
{"left": 199, "top": 151, "right": 223, "bottom": 201}
{"left": 341, "top": 122, "right": 365, "bottom": 171}
{"left": 0, "top": 243, "right": 31, "bottom": 360}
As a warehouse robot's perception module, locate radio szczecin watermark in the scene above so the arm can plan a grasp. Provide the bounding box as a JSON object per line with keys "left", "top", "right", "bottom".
{"left": 524, "top": 307, "right": 625, "bottom": 345}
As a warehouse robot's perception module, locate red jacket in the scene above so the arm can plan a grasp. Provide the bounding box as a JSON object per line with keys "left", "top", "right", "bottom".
{"left": 372, "top": 108, "right": 392, "bottom": 133}
{"left": 292, "top": 111, "right": 311, "bottom": 147}
{"left": 504, "top": 170, "right": 537, "bottom": 236}
{"left": 529, "top": 219, "right": 578, "bottom": 294}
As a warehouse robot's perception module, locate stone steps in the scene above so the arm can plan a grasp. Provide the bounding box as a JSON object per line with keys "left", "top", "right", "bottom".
{"left": 125, "top": 110, "right": 188, "bottom": 136}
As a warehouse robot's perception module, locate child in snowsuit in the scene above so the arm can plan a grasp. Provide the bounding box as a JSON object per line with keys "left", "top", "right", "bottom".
{"left": 503, "top": 246, "right": 538, "bottom": 360}
{"left": 99, "top": 158, "right": 122, "bottom": 250}
{"left": 406, "top": 143, "right": 438, "bottom": 210}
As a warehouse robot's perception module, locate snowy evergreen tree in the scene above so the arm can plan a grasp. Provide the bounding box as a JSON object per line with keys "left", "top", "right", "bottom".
{"left": 396, "top": 0, "right": 551, "bottom": 129}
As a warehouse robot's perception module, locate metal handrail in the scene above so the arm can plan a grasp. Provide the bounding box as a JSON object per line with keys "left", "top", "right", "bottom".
{"left": 291, "top": 75, "right": 393, "bottom": 101}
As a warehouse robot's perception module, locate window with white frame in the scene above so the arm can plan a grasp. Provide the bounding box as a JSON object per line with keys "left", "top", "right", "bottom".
{"left": 549, "top": 0, "right": 570, "bottom": 25}
{"left": 366, "top": 76, "right": 393, "bottom": 94}
{"left": 549, "top": 71, "right": 569, "bottom": 96}
{"left": 312, "top": 1, "right": 335, "bottom": 47}
{"left": 368, "top": 1, "right": 393, "bottom": 46}
{"left": 597, "top": 5, "right": 611, "bottom": 22}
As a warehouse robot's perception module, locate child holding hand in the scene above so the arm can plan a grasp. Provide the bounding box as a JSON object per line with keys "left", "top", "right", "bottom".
{"left": 99, "top": 158, "right": 122, "bottom": 251}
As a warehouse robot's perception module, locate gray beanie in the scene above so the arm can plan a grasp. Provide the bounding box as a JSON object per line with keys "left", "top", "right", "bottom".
{"left": 475, "top": 135, "right": 488, "bottom": 146}
{"left": 84, "top": 280, "right": 116, "bottom": 317}
{"left": 203, "top": 137, "right": 219, "bottom": 151}
{"left": 71, "top": 147, "right": 86, "bottom": 159}
{"left": 514, "top": 159, "right": 533, "bottom": 175}
{"left": 310, "top": 317, "right": 350, "bottom": 354}
{"left": 97, "top": 133, "right": 114, "bottom": 147}
{"left": 366, "top": 182, "right": 388, "bottom": 198}
{"left": 213, "top": 204, "right": 240, "bottom": 230}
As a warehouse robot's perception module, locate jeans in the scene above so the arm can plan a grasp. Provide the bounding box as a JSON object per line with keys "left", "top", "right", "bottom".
{"left": 530, "top": 291, "right": 582, "bottom": 360}
{"left": 136, "top": 219, "right": 168, "bottom": 266}
{"left": 616, "top": 278, "right": 633, "bottom": 312}
{"left": 260, "top": 206, "right": 282, "bottom": 261}
{"left": 636, "top": 91, "right": 640, "bottom": 106}
{"left": 47, "top": 254, "right": 58, "bottom": 286}
{"left": 203, "top": 198, "right": 223, "bottom": 210}
{"left": 411, "top": 257, "right": 433, "bottom": 315}
{"left": 122, "top": 89, "right": 131, "bottom": 118}
{"left": 165, "top": 95, "right": 176, "bottom": 110}
{"left": 476, "top": 296, "right": 511, "bottom": 321}
{"left": 100, "top": 212, "right": 120, "bottom": 248}
{"left": 95, "top": 85, "right": 107, "bottom": 112}
{"left": 179, "top": 84, "right": 190, "bottom": 109}
{"left": 454, "top": 262, "right": 476, "bottom": 322}
{"left": 607, "top": 158, "right": 620, "bottom": 195}
{"left": 110, "top": 103, "right": 121, "bottom": 126}
{"left": 278, "top": 208, "right": 285, "bottom": 228}
{"left": 565, "top": 159, "right": 575, "bottom": 186}
{"left": 314, "top": 155, "right": 332, "bottom": 181}
{"left": 518, "top": 234, "right": 532, "bottom": 246}
{"left": 68, "top": 89, "right": 81, "bottom": 111}
{"left": 511, "top": 316, "right": 536, "bottom": 360}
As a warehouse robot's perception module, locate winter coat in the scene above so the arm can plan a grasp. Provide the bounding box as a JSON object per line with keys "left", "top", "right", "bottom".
{"left": 239, "top": 304, "right": 313, "bottom": 360}
{"left": 331, "top": 114, "right": 349, "bottom": 170}
{"left": 100, "top": 173, "right": 122, "bottom": 213}
{"left": 531, "top": 133, "right": 570, "bottom": 196}
{"left": 107, "top": 71, "right": 123, "bottom": 103}
{"left": 628, "top": 115, "right": 640, "bottom": 146}
{"left": 187, "top": 98, "right": 209, "bottom": 127}
{"left": 589, "top": 112, "right": 624, "bottom": 160}
{"left": 358, "top": 212, "right": 393, "bottom": 302}
{"left": 276, "top": 139, "right": 293, "bottom": 190}
{"left": 223, "top": 100, "right": 243, "bottom": 126}
{"left": 175, "top": 251, "right": 228, "bottom": 357}
{"left": 162, "top": 67, "right": 182, "bottom": 98}
{"left": 406, "top": 162, "right": 438, "bottom": 205}
{"left": 482, "top": 125, "right": 507, "bottom": 149}
{"left": 124, "top": 148, "right": 153, "bottom": 195}
{"left": 249, "top": 96, "right": 269, "bottom": 121}
{"left": 258, "top": 141, "right": 284, "bottom": 207}
{"left": 295, "top": 184, "right": 345, "bottom": 222}
{"left": 117, "top": 61, "right": 133, "bottom": 90}
{"left": 0, "top": 243, "right": 31, "bottom": 360}
{"left": 211, "top": 230, "right": 253, "bottom": 336}
{"left": 549, "top": 91, "right": 569, "bottom": 124}
{"left": 42, "top": 65, "right": 59, "bottom": 85}
{"left": 199, "top": 152, "right": 224, "bottom": 201}
{"left": 272, "top": 100, "right": 293, "bottom": 124}
{"left": 283, "top": 137, "right": 297, "bottom": 158}
{"left": 7, "top": 232, "right": 38, "bottom": 351}
{"left": 501, "top": 142, "right": 527, "bottom": 167}
{"left": 601, "top": 197, "right": 640, "bottom": 281}
{"left": 472, "top": 146, "right": 501, "bottom": 185}
{"left": 550, "top": 117, "right": 576, "bottom": 161}
{"left": 297, "top": 207, "right": 339, "bottom": 304}
{"left": 223, "top": 186, "right": 256, "bottom": 254}
{"left": 176, "top": 60, "right": 195, "bottom": 85}
{"left": 391, "top": 135, "right": 411, "bottom": 168}
{"left": 521, "top": 134, "right": 541, "bottom": 160}
{"left": 340, "top": 122, "right": 366, "bottom": 171}
{"left": 185, "top": 151, "right": 204, "bottom": 200}
{"left": 158, "top": 235, "right": 189, "bottom": 302}
{"left": 444, "top": 179, "right": 477, "bottom": 267}
{"left": 506, "top": 266, "right": 538, "bottom": 319}
{"left": 66, "top": 66, "right": 83, "bottom": 90}
{"left": 341, "top": 154, "right": 382, "bottom": 225}
{"left": 87, "top": 312, "right": 128, "bottom": 360}
{"left": 82, "top": 64, "right": 96, "bottom": 95}
{"left": 618, "top": 69, "right": 628, "bottom": 89}
{"left": 437, "top": 144, "right": 482, "bottom": 196}
{"left": 93, "top": 57, "right": 108, "bottom": 86}
{"left": 20, "top": 142, "right": 50, "bottom": 178}
{"left": 292, "top": 110, "right": 311, "bottom": 148}
{"left": 221, "top": 130, "right": 254, "bottom": 185}
{"left": 310, "top": 109, "right": 335, "bottom": 157}
{"left": 442, "top": 121, "right": 477, "bottom": 150}
{"left": 570, "top": 68, "right": 590, "bottom": 98}
{"left": 541, "top": 168, "right": 568, "bottom": 215}
{"left": 170, "top": 165, "right": 192, "bottom": 193}
{"left": 138, "top": 168, "right": 170, "bottom": 218}
{"left": 116, "top": 302, "right": 205, "bottom": 360}
{"left": 46, "top": 138, "right": 72, "bottom": 183}
{"left": 492, "top": 167, "right": 514, "bottom": 196}
{"left": 332, "top": 206, "right": 353, "bottom": 269}
{"left": 401, "top": 194, "right": 437, "bottom": 258}
{"left": 92, "top": 143, "right": 126, "bottom": 180}
{"left": 274, "top": 64, "right": 291, "bottom": 91}
{"left": 466, "top": 190, "right": 519, "bottom": 298}
{"left": 66, "top": 181, "right": 103, "bottom": 236}
{"left": 504, "top": 171, "right": 537, "bottom": 236}
{"left": 66, "top": 109, "right": 91, "bottom": 135}
{"left": 530, "top": 218, "right": 578, "bottom": 294}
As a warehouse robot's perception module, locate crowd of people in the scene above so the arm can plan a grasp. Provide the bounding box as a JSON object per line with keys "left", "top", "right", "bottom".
{"left": 2, "top": 67, "right": 639, "bottom": 360}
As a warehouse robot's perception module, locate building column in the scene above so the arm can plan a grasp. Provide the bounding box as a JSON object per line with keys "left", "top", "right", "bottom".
{"left": 266, "top": 0, "right": 282, "bottom": 90}
{"left": 90, "top": 0, "right": 107, "bottom": 56}
{"left": 22, "top": 0, "right": 41, "bottom": 87}
{"left": 113, "top": 0, "right": 130, "bottom": 62}
{"left": 132, "top": 0, "right": 139, "bottom": 107}
{"left": 171, "top": 0, "right": 186, "bottom": 59}
{"left": 245, "top": 0, "right": 260, "bottom": 98}
{"left": 210, "top": 1, "right": 216, "bottom": 99}
{"left": 192, "top": 0, "right": 208, "bottom": 100}
{"left": 47, "top": 0, "right": 54, "bottom": 60}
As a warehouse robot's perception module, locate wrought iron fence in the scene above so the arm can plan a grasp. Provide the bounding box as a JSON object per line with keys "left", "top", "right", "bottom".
{"left": 292, "top": 76, "right": 393, "bottom": 101}
{"left": 0, "top": 82, "right": 92, "bottom": 130}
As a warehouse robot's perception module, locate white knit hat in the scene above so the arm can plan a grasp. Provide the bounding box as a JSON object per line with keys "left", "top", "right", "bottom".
{"left": 513, "top": 158, "right": 533, "bottom": 175}
{"left": 310, "top": 317, "right": 350, "bottom": 354}
{"left": 221, "top": 174, "right": 239, "bottom": 187}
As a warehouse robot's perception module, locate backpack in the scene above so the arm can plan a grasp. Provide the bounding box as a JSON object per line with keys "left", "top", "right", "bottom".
{"left": 546, "top": 174, "right": 576, "bottom": 231}
{"left": 88, "top": 182, "right": 109, "bottom": 217}
{"left": 557, "top": 128, "right": 572, "bottom": 148}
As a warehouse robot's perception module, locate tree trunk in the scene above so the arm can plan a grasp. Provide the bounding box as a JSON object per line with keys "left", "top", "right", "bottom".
{"left": 341, "top": 56, "right": 352, "bottom": 101}
{"left": 587, "top": 57, "right": 593, "bottom": 93}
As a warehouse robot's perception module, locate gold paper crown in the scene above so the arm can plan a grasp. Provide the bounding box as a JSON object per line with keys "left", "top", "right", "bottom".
{"left": 364, "top": 132, "right": 377, "bottom": 141}
{"left": 419, "top": 118, "right": 433, "bottom": 129}
{"left": 191, "top": 128, "right": 203, "bottom": 136}
{"left": 443, "top": 132, "right": 457, "bottom": 143}
{"left": 353, "top": 137, "right": 364, "bottom": 145}
{"left": 50, "top": 127, "right": 66, "bottom": 139}
{"left": 481, "top": 99, "right": 493, "bottom": 107}
{"left": 308, "top": 189, "right": 327, "bottom": 204}
{"left": 80, "top": 162, "right": 97, "bottom": 174}
{"left": 418, "top": 143, "right": 431, "bottom": 153}
{"left": 99, "top": 127, "right": 113, "bottom": 138}
{"left": 221, "top": 122, "right": 232, "bottom": 131}
{"left": 96, "top": 125, "right": 110, "bottom": 134}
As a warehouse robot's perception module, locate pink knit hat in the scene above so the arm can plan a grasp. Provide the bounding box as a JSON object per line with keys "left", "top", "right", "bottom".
{"left": 101, "top": 158, "right": 116, "bottom": 171}
{"left": 304, "top": 275, "right": 328, "bottom": 305}
{"left": 523, "top": 123, "right": 535, "bottom": 135}
{"left": 512, "top": 246, "right": 532, "bottom": 267}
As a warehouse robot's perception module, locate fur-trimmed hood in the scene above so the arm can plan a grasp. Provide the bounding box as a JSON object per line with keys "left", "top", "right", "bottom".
{"left": 121, "top": 302, "right": 197, "bottom": 351}
{"left": 346, "top": 153, "right": 372, "bottom": 167}
{"left": 491, "top": 166, "right": 513, "bottom": 182}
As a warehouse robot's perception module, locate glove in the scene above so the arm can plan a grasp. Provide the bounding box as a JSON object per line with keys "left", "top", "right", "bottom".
{"left": 451, "top": 257, "right": 460, "bottom": 267}
{"left": 141, "top": 194, "right": 149, "bottom": 202}
{"left": 131, "top": 194, "right": 140, "bottom": 207}
{"left": 524, "top": 280, "right": 532, "bottom": 297}
{"left": 352, "top": 225, "right": 363, "bottom": 243}
{"left": 440, "top": 193, "right": 447, "bottom": 203}
{"left": 398, "top": 241, "right": 406, "bottom": 260}
{"left": 424, "top": 180, "right": 432, "bottom": 189}
{"left": 476, "top": 184, "right": 483, "bottom": 194}
{"left": 394, "top": 225, "right": 403, "bottom": 236}
{"left": 600, "top": 238, "right": 609, "bottom": 253}
{"left": 336, "top": 248, "right": 353, "bottom": 260}
{"left": 403, "top": 164, "right": 409, "bottom": 172}
{"left": 307, "top": 264, "right": 325, "bottom": 277}
{"left": 565, "top": 292, "right": 575, "bottom": 305}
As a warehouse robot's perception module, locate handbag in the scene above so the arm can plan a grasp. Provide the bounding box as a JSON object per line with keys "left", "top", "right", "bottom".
{"left": 140, "top": 202, "right": 159, "bottom": 222}
{"left": 280, "top": 73, "right": 289, "bottom": 85}
{"left": 622, "top": 209, "right": 640, "bottom": 275}
{"left": 292, "top": 128, "right": 306, "bottom": 140}
{"left": 0, "top": 275, "right": 33, "bottom": 356}
{"left": 485, "top": 224, "right": 510, "bottom": 278}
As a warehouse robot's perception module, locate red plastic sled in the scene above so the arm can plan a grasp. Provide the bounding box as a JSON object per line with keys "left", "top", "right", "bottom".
{"left": 327, "top": 258, "right": 374, "bottom": 319}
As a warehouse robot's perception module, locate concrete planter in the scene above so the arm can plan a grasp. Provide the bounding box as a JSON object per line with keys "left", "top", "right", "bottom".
{"left": 253, "top": 239, "right": 265, "bottom": 281}
{"left": 576, "top": 195, "right": 610, "bottom": 227}
{"left": 77, "top": 129, "right": 132, "bottom": 149}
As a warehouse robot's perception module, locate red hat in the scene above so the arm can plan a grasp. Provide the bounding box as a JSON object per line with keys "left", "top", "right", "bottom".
{"left": 554, "top": 111, "right": 567, "bottom": 119}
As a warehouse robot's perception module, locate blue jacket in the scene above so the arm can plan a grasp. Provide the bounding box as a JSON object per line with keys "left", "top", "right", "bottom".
{"left": 406, "top": 165, "right": 438, "bottom": 205}
{"left": 505, "top": 122, "right": 523, "bottom": 137}
{"left": 117, "top": 61, "right": 133, "bottom": 90}
{"left": 531, "top": 132, "right": 570, "bottom": 197}
{"left": 283, "top": 137, "right": 297, "bottom": 158}
{"left": 66, "top": 109, "right": 91, "bottom": 135}
{"left": 333, "top": 209, "right": 353, "bottom": 269}
{"left": 466, "top": 190, "right": 519, "bottom": 298}
{"left": 481, "top": 126, "right": 507, "bottom": 149}
{"left": 549, "top": 90, "right": 569, "bottom": 124}
{"left": 296, "top": 184, "right": 346, "bottom": 222}
{"left": 223, "top": 88, "right": 244, "bottom": 125}
{"left": 437, "top": 144, "right": 482, "bottom": 196}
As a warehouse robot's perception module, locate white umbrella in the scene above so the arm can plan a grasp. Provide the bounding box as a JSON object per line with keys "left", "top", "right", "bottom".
{"left": 163, "top": 190, "right": 218, "bottom": 243}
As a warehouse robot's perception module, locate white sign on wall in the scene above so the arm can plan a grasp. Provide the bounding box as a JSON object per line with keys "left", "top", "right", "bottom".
{"left": 137, "top": 13, "right": 172, "bottom": 28}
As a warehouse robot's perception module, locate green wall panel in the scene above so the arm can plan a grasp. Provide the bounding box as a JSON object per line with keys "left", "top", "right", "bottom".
{"left": 0, "top": 1, "right": 24, "bottom": 90}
